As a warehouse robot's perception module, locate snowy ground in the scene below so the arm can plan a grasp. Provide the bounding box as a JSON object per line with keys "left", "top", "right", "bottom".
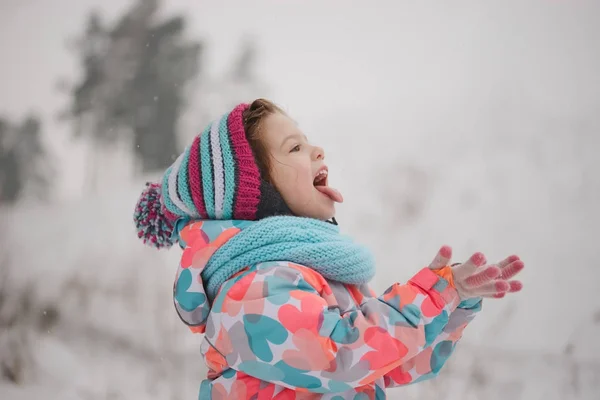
{"left": 0, "top": 188, "right": 202, "bottom": 399}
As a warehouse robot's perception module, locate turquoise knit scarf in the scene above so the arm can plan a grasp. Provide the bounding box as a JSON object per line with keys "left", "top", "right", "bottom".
{"left": 201, "top": 216, "right": 376, "bottom": 299}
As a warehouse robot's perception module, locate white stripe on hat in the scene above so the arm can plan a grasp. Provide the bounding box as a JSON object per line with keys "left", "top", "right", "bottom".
{"left": 210, "top": 116, "right": 226, "bottom": 219}
{"left": 168, "top": 151, "right": 193, "bottom": 216}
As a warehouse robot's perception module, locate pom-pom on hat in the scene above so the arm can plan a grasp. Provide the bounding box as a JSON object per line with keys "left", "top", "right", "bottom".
{"left": 133, "top": 103, "right": 291, "bottom": 248}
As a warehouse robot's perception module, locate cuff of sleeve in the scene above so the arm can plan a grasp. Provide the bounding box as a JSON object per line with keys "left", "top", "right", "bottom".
{"left": 409, "top": 268, "right": 460, "bottom": 309}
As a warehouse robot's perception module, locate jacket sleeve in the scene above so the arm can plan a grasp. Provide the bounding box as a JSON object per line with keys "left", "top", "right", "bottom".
{"left": 383, "top": 297, "right": 482, "bottom": 388}
{"left": 206, "top": 263, "right": 462, "bottom": 394}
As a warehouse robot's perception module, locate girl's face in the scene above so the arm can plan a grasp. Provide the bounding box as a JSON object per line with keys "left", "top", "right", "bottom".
{"left": 261, "top": 112, "right": 343, "bottom": 221}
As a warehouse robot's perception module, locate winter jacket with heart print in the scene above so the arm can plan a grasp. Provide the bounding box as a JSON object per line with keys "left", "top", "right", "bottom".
{"left": 173, "top": 220, "right": 482, "bottom": 399}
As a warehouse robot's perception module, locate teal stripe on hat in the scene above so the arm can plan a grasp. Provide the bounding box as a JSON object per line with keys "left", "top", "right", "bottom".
{"left": 162, "top": 166, "right": 185, "bottom": 217}
{"left": 200, "top": 124, "right": 215, "bottom": 218}
{"left": 219, "top": 114, "right": 236, "bottom": 219}
{"left": 177, "top": 146, "right": 198, "bottom": 217}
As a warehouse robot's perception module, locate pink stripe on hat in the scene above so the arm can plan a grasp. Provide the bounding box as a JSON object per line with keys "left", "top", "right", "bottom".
{"left": 227, "top": 103, "right": 261, "bottom": 220}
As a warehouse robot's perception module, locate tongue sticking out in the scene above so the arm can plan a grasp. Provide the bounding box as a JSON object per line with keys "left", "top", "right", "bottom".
{"left": 315, "top": 185, "right": 344, "bottom": 203}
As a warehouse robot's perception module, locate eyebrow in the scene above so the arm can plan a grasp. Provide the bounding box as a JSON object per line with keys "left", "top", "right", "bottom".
{"left": 281, "top": 133, "right": 307, "bottom": 149}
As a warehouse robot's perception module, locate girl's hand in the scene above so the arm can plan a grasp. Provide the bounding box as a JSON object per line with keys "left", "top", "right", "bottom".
{"left": 428, "top": 245, "right": 524, "bottom": 300}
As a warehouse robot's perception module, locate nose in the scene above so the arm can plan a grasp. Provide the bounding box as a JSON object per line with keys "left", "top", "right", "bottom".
{"left": 312, "top": 145, "right": 325, "bottom": 161}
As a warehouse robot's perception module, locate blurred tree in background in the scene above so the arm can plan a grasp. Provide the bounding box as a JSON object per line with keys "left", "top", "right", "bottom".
{"left": 0, "top": 0, "right": 264, "bottom": 204}
{"left": 60, "top": 0, "right": 263, "bottom": 191}
{"left": 0, "top": 114, "right": 52, "bottom": 205}
{"left": 60, "top": 0, "right": 201, "bottom": 188}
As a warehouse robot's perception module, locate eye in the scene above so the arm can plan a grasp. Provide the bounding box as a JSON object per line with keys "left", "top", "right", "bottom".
{"left": 290, "top": 144, "right": 301, "bottom": 153}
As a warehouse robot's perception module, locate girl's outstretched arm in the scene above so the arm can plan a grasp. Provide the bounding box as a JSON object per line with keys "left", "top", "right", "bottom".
{"left": 381, "top": 249, "right": 524, "bottom": 388}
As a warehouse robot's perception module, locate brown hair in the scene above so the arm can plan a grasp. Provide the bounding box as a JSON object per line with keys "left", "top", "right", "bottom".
{"left": 242, "top": 98, "right": 285, "bottom": 183}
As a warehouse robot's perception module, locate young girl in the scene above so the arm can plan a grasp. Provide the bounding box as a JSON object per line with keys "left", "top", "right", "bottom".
{"left": 134, "top": 99, "right": 524, "bottom": 399}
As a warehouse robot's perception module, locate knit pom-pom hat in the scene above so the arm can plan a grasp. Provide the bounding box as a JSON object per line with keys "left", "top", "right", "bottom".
{"left": 133, "top": 103, "right": 292, "bottom": 248}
